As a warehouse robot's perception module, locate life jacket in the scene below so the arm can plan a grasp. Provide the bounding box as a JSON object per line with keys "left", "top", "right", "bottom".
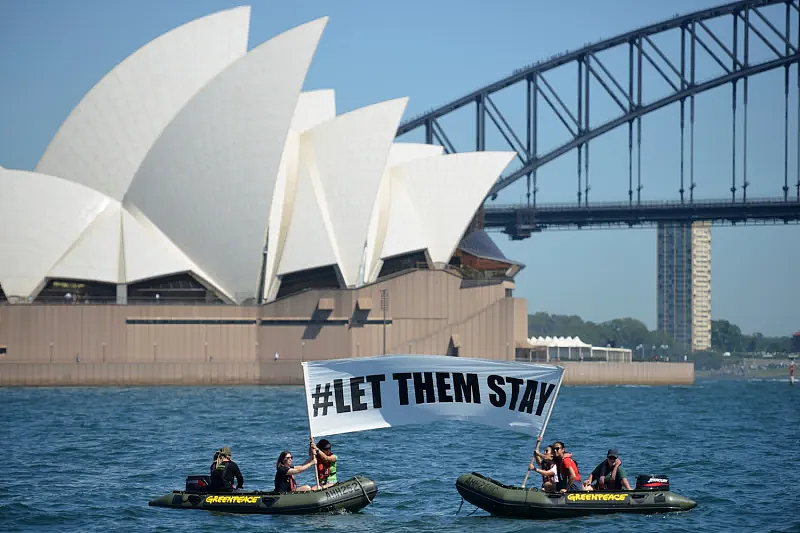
{"left": 317, "top": 454, "right": 338, "bottom": 484}
{"left": 597, "top": 459, "right": 621, "bottom": 490}
{"left": 210, "top": 460, "right": 233, "bottom": 491}
{"left": 317, "top": 459, "right": 329, "bottom": 482}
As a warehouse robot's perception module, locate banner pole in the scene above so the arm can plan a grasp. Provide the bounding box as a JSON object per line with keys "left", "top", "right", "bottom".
{"left": 301, "top": 362, "right": 321, "bottom": 490}
{"left": 521, "top": 366, "right": 564, "bottom": 488}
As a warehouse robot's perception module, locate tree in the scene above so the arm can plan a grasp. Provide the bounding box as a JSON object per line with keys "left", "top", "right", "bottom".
{"left": 527, "top": 313, "right": 791, "bottom": 356}
{"left": 711, "top": 320, "right": 744, "bottom": 352}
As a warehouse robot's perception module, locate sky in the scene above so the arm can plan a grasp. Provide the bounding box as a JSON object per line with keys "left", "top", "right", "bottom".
{"left": 1, "top": 0, "right": 798, "bottom": 336}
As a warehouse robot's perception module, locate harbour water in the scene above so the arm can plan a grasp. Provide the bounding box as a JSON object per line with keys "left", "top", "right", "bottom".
{"left": 1, "top": 379, "right": 798, "bottom": 532}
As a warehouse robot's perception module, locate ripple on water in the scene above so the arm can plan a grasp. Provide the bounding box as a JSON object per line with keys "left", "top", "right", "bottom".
{"left": 2, "top": 380, "right": 800, "bottom": 532}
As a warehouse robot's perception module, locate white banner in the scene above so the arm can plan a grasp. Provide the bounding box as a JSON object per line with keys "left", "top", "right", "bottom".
{"left": 301, "top": 355, "right": 564, "bottom": 437}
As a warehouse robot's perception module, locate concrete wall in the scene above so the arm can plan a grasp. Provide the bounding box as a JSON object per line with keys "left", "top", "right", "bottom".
{"left": 0, "top": 361, "right": 695, "bottom": 387}
{"left": 560, "top": 362, "right": 694, "bottom": 385}
{"left": 0, "top": 269, "right": 694, "bottom": 386}
{"left": 0, "top": 269, "right": 530, "bottom": 386}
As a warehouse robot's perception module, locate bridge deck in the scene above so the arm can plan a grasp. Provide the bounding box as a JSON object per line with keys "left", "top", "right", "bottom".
{"left": 483, "top": 198, "right": 800, "bottom": 239}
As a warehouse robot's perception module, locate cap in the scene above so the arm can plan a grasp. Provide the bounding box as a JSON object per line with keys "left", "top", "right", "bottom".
{"left": 607, "top": 448, "right": 620, "bottom": 458}
{"left": 220, "top": 446, "right": 232, "bottom": 458}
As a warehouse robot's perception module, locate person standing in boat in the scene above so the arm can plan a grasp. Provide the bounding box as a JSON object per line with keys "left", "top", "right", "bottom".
{"left": 313, "top": 438, "right": 338, "bottom": 489}
{"left": 552, "top": 441, "right": 583, "bottom": 493}
{"left": 210, "top": 446, "right": 244, "bottom": 492}
{"left": 583, "top": 449, "right": 632, "bottom": 491}
{"left": 275, "top": 449, "right": 315, "bottom": 492}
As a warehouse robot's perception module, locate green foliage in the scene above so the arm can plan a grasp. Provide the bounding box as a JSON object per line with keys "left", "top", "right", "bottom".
{"left": 689, "top": 351, "right": 732, "bottom": 371}
{"left": 710, "top": 319, "right": 791, "bottom": 354}
{"left": 527, "top": 313, "right": 792, "bottom": 357}
{"left": 710, "top": 319, "right": 743, "bottom": 352}
{"left": 527, "top": 313, "right": 674, "bottom": 359}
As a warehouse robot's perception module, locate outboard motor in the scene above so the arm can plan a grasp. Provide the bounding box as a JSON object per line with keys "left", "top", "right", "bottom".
{"left": 186, "top": 475, "right": 212, "bottom": 493}
{"left": 635, "top": 475, "right": 669, "bottom": 491}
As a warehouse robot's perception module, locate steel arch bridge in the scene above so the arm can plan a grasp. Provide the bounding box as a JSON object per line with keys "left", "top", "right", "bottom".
{"left": 395, "top": 0, "right": 800, "bottom": 236}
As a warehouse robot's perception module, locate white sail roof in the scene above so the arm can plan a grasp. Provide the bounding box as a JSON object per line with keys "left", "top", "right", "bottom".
{"left": 120, "top": 204, "right": 221, "bottom": 288}
{"left": 377, "top": 169, "right": 427, "bottom": 261}
{"left": 264, "top": 90, "right": 337, "bottom": 301}
{"left": 126, "top": 17, "right": 328, "bottom": 303}
{"left": 362, "top": 143, "right": 444, "bottom": 282}
{"left": 47, "top": 202, "right": 123, "bottom": 283}
{"left": 382, "top": 152, "right": 515, "bottom": 265}
{"left": 0, "top": 168, "right": 224, "bottom": 301}
{"left": 0, "top": 169, "right": 110, "bottom": 298}
{"left": 36, "top": 7, "right": 250, "bottom": 201}
{"left": 1, "top": 10, "right": 517, "bottom": 305}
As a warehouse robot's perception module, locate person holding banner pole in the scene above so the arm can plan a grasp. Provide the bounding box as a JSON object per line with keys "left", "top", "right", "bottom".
{"left": 521, "top": 370, "right": 564, "bottom": 488}
{"left": 312, "top": 438, "right": 338, "bottom": 489}
{"left": 308, "top": 436, "right": 321, "bottom": 489}
{"left": 301, "top": 363, "right": 322, "bottom": 490}
{"left": 527, "top": 440, "right": 558, "bottom": 492}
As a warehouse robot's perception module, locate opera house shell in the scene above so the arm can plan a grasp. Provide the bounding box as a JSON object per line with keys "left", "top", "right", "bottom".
{"left": 0, "top": 7, "right": 532, "bottom": 385}
{"left": 0, "top": 7, "right": 515, "bottom": 305}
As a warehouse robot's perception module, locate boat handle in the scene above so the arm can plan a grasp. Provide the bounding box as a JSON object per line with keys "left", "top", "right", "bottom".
{"left": 354, "top": 477, "right": 372, "bottom": 504}
{"left": 631, "top": 494, "right": 646, "bottom": 499}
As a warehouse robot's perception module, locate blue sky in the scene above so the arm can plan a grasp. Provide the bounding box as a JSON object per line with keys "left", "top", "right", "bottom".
{"left": 1, "top": 0, "right": 798, "bottom": 336}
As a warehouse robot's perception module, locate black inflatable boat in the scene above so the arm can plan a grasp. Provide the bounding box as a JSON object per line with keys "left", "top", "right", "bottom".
{"left": 456, "top": 472, "right": 696, "bottom": 519}
{"left": 149, "top": 475, "right": 377, "bottom": 515}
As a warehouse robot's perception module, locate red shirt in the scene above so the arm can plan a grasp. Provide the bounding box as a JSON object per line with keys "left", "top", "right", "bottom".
{"left": 560, "top": 454, "right": 582, "bottom": 482}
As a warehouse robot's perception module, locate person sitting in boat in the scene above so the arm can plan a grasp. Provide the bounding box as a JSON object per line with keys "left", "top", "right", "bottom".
{"left": 209, "top": 448, "right": 227, "bottom": 477}
{"left": 275, "top": 449, "right": 315, "bottom": 493}
{"left": 210, "top": 446, "right": 244, "bottom": 492}
{"left": 209, "top": 449, "right": 221, "bottom": 476}
{"left": 312, "top": 438, "right": 338, "bottom": 489}
{"left": 528, "top": 436, "right": 558, "bottom": 491}
{"left": 552, "top": 441, "right": 583, "bottom": 493}
{"left": 583, "top": 448, "right": 632, "bottom": 491}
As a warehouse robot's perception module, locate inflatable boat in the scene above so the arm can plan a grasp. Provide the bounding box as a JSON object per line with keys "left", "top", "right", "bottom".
{"left": 455, "top": 472, "right": 696, "bottom": 519}
{"left": 149, "top": 475, "right": 378, "bottom": 515}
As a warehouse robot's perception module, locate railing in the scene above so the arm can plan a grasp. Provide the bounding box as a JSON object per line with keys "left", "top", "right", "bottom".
{"left": 485, "top": 197, "right": 800, "bottom": 211}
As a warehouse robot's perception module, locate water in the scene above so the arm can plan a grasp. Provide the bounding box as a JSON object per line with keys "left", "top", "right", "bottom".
{"left": 1, "top": 379, "right": 798, "bottom": 532}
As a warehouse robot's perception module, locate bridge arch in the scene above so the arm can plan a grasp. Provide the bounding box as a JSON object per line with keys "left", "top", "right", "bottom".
{"left": 396, "top": 0, "right": 800, "bottom": 204}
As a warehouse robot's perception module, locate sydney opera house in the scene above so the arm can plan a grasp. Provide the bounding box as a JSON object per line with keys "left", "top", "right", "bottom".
{"left": 0, "top": 7, "right": 531, "bottom": 385}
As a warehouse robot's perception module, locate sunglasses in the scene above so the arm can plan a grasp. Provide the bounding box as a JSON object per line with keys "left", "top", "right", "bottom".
{"left": 552, "top": 447, "right": 562, "bottom": 451}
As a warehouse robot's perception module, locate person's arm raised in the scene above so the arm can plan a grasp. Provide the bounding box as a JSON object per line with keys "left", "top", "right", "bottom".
{"left": 533, "top": 436, "right": 544, "bottom": 465}
{"left": 287, "top": 456, "right": 315, "bottom": 476}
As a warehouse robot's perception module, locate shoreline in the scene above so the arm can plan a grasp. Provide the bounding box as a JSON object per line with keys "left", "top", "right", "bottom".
{"left": 0, "top": 361, "right": 695, "bottom": 387}
{"left": 695, "top": 369, "right": 794, "bottom": 381}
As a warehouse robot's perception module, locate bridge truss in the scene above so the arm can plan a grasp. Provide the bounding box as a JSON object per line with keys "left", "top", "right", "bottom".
{"left": 396, "top": 0, "right": 800, "bottom": 233}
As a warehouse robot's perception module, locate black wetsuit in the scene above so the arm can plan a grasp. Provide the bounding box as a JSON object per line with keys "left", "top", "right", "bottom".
{"left": 210, "top": 459, "right": 244, "bottom": 492}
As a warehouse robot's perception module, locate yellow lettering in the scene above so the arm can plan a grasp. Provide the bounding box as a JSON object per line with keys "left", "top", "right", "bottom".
{"left": 566, "top": 492, "right": 627, "bottom": 502}
{"left": 205, "top": 495, "right": 258, "bottom": 504}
